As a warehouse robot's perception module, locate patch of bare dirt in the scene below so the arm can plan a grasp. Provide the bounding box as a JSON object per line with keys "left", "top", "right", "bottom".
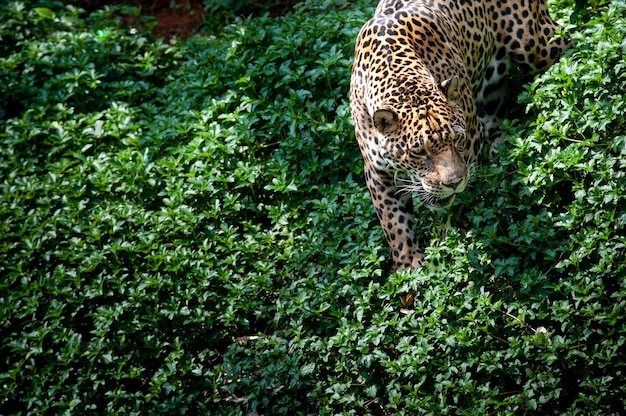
{"left": 76, "top": 0, "right": 302, "bottom": 41}
{"left": 77, "top": 0, "right": 205, "bottom": 40}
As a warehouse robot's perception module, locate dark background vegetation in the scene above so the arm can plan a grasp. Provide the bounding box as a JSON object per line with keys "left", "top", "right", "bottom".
{"left": 1, "top": 0, "right": 624, "bottom": 414}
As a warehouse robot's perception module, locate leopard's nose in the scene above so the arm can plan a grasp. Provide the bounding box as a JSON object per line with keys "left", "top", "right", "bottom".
{"left": 437, "top": 149, "right": 468, "bottom": 191}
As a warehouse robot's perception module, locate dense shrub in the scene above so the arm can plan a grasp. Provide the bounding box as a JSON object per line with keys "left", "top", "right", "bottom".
{"left": 200, "top": 0, "right": 305, "bottom": 33}
{"left": 0, "top": 0, "right": 624, "bottom": 414}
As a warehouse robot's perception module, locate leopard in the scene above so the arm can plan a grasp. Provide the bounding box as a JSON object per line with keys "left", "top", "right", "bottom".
{"left": 350, "top": 0, "right": 571, "bottom": 272}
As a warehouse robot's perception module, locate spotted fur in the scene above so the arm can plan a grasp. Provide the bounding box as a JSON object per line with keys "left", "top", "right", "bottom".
{"left": 350, "top": 0, "right": 571, "bottom": 271}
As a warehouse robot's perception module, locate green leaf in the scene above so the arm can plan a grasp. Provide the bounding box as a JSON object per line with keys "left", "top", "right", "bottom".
{"left": 33, "top": 7, "right": 55, "bottom": 19}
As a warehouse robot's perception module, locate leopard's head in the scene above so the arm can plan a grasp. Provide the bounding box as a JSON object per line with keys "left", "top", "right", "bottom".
{"left": 371, "top": 75, "right": 472, "bottom": 209}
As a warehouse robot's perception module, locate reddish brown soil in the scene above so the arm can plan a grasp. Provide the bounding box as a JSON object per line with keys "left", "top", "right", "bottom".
{"left": 146, "top": 0, "right": 204, "bottom": 39}
{"left": 77, "top": 0, "right": 301, "bottom": 41}
{"left": 78, "top": 0, "right": 205, "bottom": 40}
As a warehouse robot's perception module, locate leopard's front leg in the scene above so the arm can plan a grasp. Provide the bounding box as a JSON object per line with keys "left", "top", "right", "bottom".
{"left": 365, "top": 164, "right": 424, "bottom": 272}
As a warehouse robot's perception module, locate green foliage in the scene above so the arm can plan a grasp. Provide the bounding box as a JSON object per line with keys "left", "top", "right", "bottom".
{"left": 1, "top": 0, "right": 625, "bottom": 414}
{"left": 200, "top": 0, "right": 310, "bottom": 34}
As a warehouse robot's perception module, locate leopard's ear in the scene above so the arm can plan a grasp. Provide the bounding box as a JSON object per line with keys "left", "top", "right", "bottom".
{"left": 373, "top": 109, "right": 399, "bottom": 134}
{"left": 440, "top": 76, "right": 460, "bottom": 102}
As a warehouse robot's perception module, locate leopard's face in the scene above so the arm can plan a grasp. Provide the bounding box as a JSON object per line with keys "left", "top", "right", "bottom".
{"left": 367, "top": 77, "right": 471, "bottom": 209}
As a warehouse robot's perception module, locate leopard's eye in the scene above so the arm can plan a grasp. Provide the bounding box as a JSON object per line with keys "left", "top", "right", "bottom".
{"left": 410, "top": 148, "right": 427, "bottom": 158}
{"left": 452, "top": 127, "right": 465, "bottom": 147}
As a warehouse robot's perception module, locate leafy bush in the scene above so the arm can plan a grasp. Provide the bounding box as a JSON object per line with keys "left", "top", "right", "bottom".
{"left": 200, "top": 0, "right": 304, "bottom": 33}
{"left": 1, "top": 0, "right": 624, "bottom": 415}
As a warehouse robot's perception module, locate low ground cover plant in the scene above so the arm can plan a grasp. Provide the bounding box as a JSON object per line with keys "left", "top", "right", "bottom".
{"left": 1, "top": 0, "right": 624, "bottom": 414}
